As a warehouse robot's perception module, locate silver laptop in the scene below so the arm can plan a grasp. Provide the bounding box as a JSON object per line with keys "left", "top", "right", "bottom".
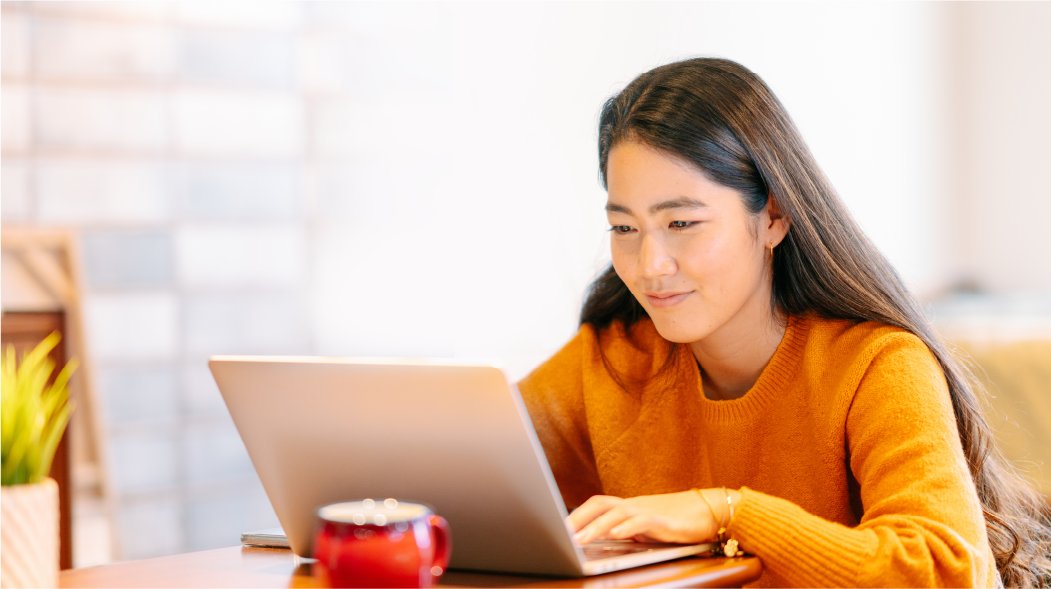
{"left": 209, "top": 356, "right": 713, "bottom": 577}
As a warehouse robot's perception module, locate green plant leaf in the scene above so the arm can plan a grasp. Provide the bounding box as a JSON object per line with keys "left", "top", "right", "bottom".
{"left": 0, "top": 333, "right": 76, "bottom": 486}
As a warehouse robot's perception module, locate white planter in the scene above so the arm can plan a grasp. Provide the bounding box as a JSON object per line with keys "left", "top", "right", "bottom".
{"left": 1, "top": 478, "right": 59, "bottom": 589}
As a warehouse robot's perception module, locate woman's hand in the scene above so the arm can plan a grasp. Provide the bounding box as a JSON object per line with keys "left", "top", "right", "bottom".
{"left": 568, "top": 490, "right": 721, "bottom": 545}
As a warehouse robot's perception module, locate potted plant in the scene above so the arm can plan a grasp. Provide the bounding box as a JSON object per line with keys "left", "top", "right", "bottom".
{"left": 1, "top": 332, "right": 76, "bottom": 588}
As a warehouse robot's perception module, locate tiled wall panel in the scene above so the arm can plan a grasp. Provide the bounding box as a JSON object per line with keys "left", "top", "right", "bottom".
{"left": 1, "top": 10, "right": 30, "bottom": 76}
{"left": 174, "top": 1, "right": 301, "bottom": 29}
{"left": 184, "top": 484, "right": 277, "bottom": 552}
{"left": 182, "top": 291, "right": 310, "bottom": 357}
{"left": 3, "top": 0, "right": 314, "bottom": 563}
{"left": 1, "top": 84, "right": 30, "bottom": 150}
{"left": 107, "top": 429, "right": 180, "bottom": 494}
{"left": 97, "top": 364, "right": 180, "bottom": 424}
{"left": 177, "top": 162, "right": 303, "bottom": 221}
{"left": 174, "top": 90, "right": 303, "bottom": 158}
{"left": 175, "top": 225, "right": 305, "bottom": 288}
{"left": 181, "top": 420, "right": 256, "bottom": 486}
{"left": 32, "top": 1, "right": 173, "bottom": 21}
{"left": 35, "top": 88, "right": 168, "bottom": 152}
{"left": 178, "top": 29, "right": 297, "bottom": 89}
{"left": 33, "top": 17, "right": 176, "bottom": 80}
{"left": 0, "top": 159, "right": 31, "bottom": 222}
{"left": 35, "top": 159, "right": 172, "bottom": 223}
{"left": 115, "top": 495, "right": 184, "bottom": 560}
{"left": 84, "top": 292, "right": 179, "bottom": 360}
{"left": 181, "top": 363, "right": 228, "bottom": 418}
{"left": 82, "top": 230, "right": 175, "bottom": 289}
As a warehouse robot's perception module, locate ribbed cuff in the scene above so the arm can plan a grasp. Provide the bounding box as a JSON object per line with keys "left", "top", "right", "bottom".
{"left": 730, "top": 487, "right": 876, "bottom": 587}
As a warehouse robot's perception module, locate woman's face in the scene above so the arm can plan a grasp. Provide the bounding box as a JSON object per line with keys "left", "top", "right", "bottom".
{"left": 605, "top": 140, "right": 787, "bottom": 346}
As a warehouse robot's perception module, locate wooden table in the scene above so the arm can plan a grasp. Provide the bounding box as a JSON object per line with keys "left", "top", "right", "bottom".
{"left": 60, "top": 546, "right": 762, "bottom": 588}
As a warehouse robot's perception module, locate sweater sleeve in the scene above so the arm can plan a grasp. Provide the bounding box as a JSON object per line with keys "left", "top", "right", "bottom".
{"left": 729, "top": 335, "right": 996, "bottom": 587}
{"left": 517, "top": 328, "right": 603, "bottom": 510}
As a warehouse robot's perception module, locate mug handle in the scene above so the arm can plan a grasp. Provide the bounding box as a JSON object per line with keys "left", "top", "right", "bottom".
{"left": 428, "top": 515, "right": 452, "bottom": 574}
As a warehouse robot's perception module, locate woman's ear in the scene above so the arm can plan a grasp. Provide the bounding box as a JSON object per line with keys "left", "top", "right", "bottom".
{"left": 763, "top": 194, "right": 790, "bottom": 248}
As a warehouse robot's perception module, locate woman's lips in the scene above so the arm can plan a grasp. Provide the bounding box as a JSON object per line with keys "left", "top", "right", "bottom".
{"left": 645, "top": 291, "right": 693, "bottom": 308}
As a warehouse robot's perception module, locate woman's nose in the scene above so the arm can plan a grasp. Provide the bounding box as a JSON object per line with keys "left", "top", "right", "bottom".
{"left": 639, "top": 234, "right": 676, "bottom": 278}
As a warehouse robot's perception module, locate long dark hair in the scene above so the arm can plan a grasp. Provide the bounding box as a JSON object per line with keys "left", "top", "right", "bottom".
{"left": 583, "top": 57, "right": 1051, "bottom": 587}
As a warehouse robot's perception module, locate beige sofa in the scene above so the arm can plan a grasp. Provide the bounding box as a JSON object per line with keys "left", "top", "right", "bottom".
{"left": 961, "top": 340, "right": 1051, "bottom": 508}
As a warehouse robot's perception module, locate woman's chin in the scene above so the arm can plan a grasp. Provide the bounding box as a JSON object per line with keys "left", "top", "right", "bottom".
{"left": 649, "top": 318, "right": 706, "bottom": 345}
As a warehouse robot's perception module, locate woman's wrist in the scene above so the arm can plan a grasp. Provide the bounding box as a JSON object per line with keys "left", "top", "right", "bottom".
{"left": 694, "top": 487, "right": 744, "bottom": 556}
{"left": 694, "top": 488, "right": 729, "bottom": 538}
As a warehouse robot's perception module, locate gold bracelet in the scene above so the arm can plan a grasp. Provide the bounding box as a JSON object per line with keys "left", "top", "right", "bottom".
{"left": 694, "top": 488, "right": 719, "bottom": 528}
{"left": 720, "top": 487, "right": 741, "bottom": 557}
{"left": 694, "top": 488, "right": 742, "bottom": 558}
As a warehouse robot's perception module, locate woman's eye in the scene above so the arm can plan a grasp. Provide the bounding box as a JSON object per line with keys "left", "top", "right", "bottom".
{"left": 670, "top": 220, "right": 698, "bottom": 230}
{"left": 608, "top": 225, "right": 635, "bottom": 234}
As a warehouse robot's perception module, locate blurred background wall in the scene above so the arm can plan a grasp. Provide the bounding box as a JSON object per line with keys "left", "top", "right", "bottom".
{"left": 2, "top": 0, "right": 1049, "bottom": 565}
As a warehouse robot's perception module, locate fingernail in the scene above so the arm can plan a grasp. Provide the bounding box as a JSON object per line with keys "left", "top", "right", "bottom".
{"left": 574, "top": 531, "right": 587, "bottom": 543}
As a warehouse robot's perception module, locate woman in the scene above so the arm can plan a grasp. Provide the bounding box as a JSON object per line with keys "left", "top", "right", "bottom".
{"left": 518, "top": 58, "right": 1051, "bottom": 587}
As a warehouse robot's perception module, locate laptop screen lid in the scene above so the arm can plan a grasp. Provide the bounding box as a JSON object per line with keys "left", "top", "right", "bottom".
{"left": 209, "top": 356, "right": 712, "bottom": 577}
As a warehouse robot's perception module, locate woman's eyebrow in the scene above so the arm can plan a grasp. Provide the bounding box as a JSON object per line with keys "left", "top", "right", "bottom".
{"left": 605, "top": 197, "right": 708, "bottom": 215}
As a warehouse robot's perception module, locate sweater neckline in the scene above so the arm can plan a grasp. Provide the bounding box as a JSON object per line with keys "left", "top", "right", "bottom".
{"left": 688, "top": 313, "right": 811, "bottom": 422}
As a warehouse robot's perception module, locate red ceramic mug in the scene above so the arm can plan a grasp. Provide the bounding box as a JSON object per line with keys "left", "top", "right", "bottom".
{"left": 313, "top": 499, "right": 452, "bottom": 588}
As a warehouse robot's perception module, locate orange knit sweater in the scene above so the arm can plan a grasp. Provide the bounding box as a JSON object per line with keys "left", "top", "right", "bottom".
{"left": 518, "top": 313, "right": 998, "bottom": 587}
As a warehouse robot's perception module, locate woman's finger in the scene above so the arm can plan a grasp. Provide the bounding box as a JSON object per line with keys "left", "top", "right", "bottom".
{"left": 573, "top": 502, "right": 640, "bottom": 544}
{"left": 566, "top": 495, "right": 621, "bottom": 532}
{"left": 608, "top": 514, "right": 660, "bottom": 541}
